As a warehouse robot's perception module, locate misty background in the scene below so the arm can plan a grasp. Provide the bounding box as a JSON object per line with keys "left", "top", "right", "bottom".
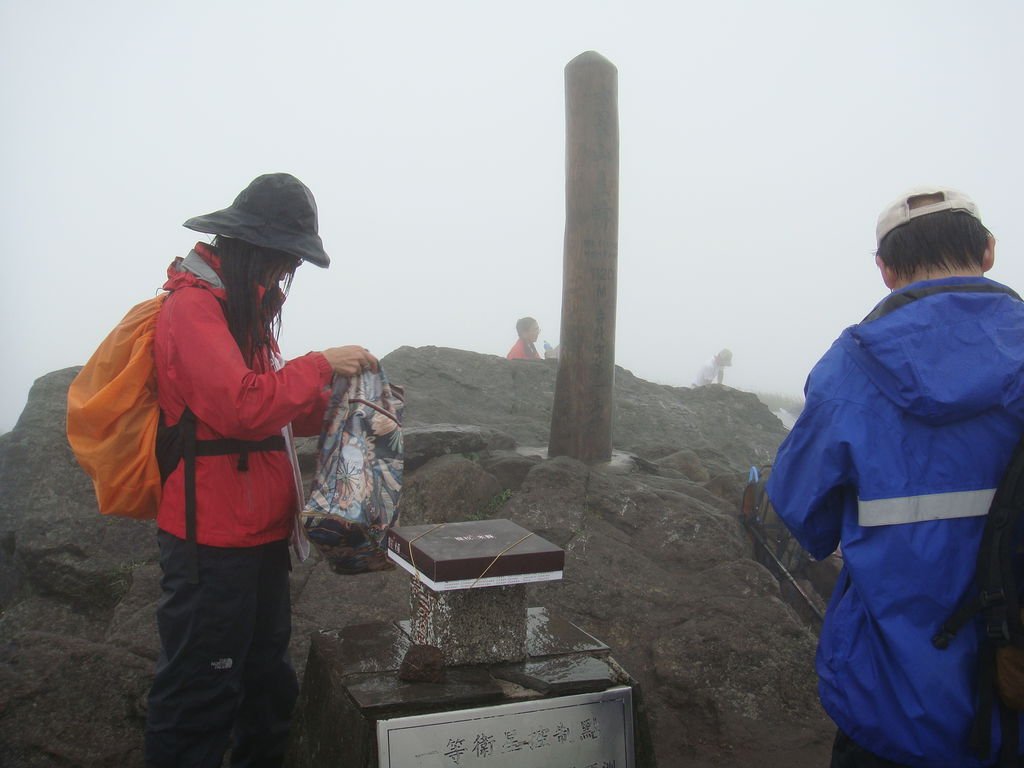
{"left": 2, "top": 1, "right": 1022, "bottom": 434}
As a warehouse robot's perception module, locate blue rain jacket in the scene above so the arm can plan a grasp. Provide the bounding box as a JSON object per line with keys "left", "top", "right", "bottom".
{"left": 767, "top": 276, "right": 1024, "bottom": 767}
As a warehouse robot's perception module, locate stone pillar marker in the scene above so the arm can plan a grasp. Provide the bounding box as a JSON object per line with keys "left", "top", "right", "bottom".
{"left": 549, "top": 50, "right": 619, "bottom": 464}
{"left": 285, "top": 55, "right": 658, "bottom": 768}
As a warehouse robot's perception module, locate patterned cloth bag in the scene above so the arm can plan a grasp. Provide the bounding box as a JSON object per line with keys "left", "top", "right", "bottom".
{"left": 302, "top": 369, "right": 404, "bottom": 574}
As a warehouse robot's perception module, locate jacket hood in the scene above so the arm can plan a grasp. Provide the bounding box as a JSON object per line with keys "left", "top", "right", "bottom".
{"left": 163, "top": 243, "right": 227, "bottom": 297}
{"left": 841, "top": 277, "right": 1024, "bottom": 424}
{"left": 161, "top": 243, "right": 287, "bottom": 341}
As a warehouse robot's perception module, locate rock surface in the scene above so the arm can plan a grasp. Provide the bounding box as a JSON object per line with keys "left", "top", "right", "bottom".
{"left": 0, "top": 347, "right": 832, "bottom": 767}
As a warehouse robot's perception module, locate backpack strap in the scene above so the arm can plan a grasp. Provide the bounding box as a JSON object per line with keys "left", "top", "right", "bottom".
{"left": 182, "top": 408, "right": 199, "bottom": 584}
{"left": 157, "top": 407, "right": 288, "bottom": 584}
{"left": 862, "top": 282, "right": 1021, "bottom": 324}
{"left": 934, "top": 433, "right": 1024, "bottom": 760}
{"left": 967, "top": 651, "right": 1020, "bottom": 767}
{"left": 972, "top": 642, "right": 998, "bottom": 760}
{"left": 999, "top": 703, "right": 1019, "bottom": 767}
{"left": 932, "top": 483, "right": 1021, "bottom": 650}
{"left": 194, "top": 434, "right": 286, "bottom": 469}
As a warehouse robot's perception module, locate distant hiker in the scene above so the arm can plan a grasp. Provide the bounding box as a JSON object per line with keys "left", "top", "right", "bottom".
{"left": 767, "top": 187, "right": 1024, "bottom": 767}
{"left": 693, "top": 348, "right": 732, "bottom": 387}
{"left": 144, "top": 173, "right": 378, "bottom": 768}
{"left": 507, "top": 316, "right": 542, "bottom": 360}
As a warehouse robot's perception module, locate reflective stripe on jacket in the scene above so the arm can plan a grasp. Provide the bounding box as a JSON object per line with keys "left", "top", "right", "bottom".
{"left": 767, "top": 276, "right": 1024, "bottom": 767}
{"left": 154, "top": 246, "right": 331, "bottom": 547}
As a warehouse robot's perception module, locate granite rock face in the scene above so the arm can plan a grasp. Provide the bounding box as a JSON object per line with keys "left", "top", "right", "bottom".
{"left": 0, "top": 347, "right": 832, "bottom": 768}
{"left": 382, "top": 346, "right": 784, "bottom": 469}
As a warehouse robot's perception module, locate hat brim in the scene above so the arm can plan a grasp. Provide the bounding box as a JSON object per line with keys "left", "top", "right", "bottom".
{"left": 184, "top": 208, "right": 330, "bottom": 268}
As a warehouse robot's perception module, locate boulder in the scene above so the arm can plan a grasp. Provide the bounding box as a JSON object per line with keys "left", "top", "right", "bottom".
{"left": 476, "top": 450, "right": 541, "bottom": 492}
{"left": 0, "top": 347, "right": 831, "bottom": 768}
{"left": 402, "top": 423, "right": 517, "bottom": 472}
{"left": 655, "top": 448, "right": 711, "bottom": 482}
{"left": 0, "top": 632, "right": 152, "bottom": 767}
{"left": 381, "top": 346, "right": 787, "bottom": 468}
{"left": 398, "top": 454, "right": 503, "bottom": 526}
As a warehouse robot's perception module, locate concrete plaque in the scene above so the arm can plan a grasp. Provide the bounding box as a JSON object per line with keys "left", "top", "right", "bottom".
{"left": 377, "top": 686, "right": 633, "bottom": 768}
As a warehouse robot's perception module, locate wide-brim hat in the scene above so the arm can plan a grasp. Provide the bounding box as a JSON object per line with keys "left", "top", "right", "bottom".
{"left": 183, "top": 173, "right": 330, "bottom": 268}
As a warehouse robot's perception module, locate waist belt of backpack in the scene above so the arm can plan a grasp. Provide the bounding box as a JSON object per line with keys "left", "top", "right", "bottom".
{"left": 177, "top": 407, "right": 287, "bottom": 583}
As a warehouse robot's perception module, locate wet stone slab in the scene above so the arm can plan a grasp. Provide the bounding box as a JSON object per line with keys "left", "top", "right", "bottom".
{"left": 318, "top": 623, "right": 411, "bottom": 675}
{"left": 525, "top": 606, "right": 608, "bottom": 657}
{"left": 490, "top": 654, "right": 617, "bottom": 695}
{"left": 344, "top": 666, "right": 505, "bottom": 714}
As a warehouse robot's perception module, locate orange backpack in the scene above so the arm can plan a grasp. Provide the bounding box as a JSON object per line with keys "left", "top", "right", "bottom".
{"left": 67, "top": 294, "right": 168, "bottom": 519}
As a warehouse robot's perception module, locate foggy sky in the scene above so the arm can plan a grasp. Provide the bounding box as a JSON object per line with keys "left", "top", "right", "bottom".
{"left": 2, "top": 1, "right": 1022, "bottom": 433}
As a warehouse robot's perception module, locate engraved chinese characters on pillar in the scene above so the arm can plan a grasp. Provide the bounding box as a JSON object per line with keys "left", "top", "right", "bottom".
{"left": 549, "top": 51, "right": 619, "bottom": 464}
{"left": 440, "top": 714, "right": 606, "bottom": 764}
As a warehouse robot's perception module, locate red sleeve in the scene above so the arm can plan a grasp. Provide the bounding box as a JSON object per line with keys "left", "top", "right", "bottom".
{"left": 507, "top": 340, "right": 526, "bottom": 360}
{"left": 161, "top": 289, "right": 333, "bottom": 440}
{"left": 290, "top": 368, "right": 331, "bottom": 437}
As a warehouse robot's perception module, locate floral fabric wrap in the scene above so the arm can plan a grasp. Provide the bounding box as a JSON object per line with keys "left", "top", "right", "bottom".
{"left": 302, "top": 369, "right": 404, "bottom": 574}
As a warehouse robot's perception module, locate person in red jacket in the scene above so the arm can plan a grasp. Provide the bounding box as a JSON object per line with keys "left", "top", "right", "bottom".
{"left": 506, "top": 316, "right": 542, "bottom": 360}
{"left": 144, "top": 173, "right": 377, "bottom": 768}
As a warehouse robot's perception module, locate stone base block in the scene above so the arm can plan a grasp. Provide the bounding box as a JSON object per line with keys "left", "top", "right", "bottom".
{"left": 409, "top": 579, "right": 526, "bottom": 665}
{"left": 285, "top": 613, "right": 658, "bottom": 768}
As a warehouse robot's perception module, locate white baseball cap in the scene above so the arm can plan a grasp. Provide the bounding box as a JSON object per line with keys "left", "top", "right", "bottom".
{"left": 876, "top": 186, "right": 982, "bottom": 246}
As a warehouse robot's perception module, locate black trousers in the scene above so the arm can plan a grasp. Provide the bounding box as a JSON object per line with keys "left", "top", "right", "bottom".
{"left": 831, "top": 730, "right": 909, "bottom": 767}
{"left": 831, "top": 729, "right": 1017, "bottom": 768}
{"left": 144, "top": 531, "right": 298, "bottom": 768}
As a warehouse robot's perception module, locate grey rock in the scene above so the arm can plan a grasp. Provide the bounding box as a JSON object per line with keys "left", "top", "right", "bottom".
{"left": 0, "top": 632, "right": 152, "bottom": 767}
{"left": 403, "top": 423, "right": 517, "bottom": 472}
{"left": 0, "top": 347, "right": 831, "bottom": 768}
{"left": 0, "top": 368, "right": 157, "bottom": 617}
{"left": 398, "top": 454, "right": 503, "bottom": 526}
{"left": 476, "top": 450, "right": 541, "bottom": 492}
{"left": 381, "top": 346, "right": 787, "bottom": 469}
{"left": 655, "top": 448, "right": 711, "bottom": 482}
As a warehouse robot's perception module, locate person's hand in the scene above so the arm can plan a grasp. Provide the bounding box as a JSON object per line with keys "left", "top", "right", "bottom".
{"left": 320, "top": 346, "right": 379, "bottom": 377}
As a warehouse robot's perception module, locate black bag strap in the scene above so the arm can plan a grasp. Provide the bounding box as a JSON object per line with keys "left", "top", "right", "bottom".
{"left": 182, "top": 408, "right": 199, "bottom": 584}
{"left": 935, "top": 435, "right": 1024, "bottom": 649}
{"left": 157, "top": 407, "right": 287, "bottom": 584}
{"left": 194, "top": 434, "right": 286, "bottom": 470}
{"left": 972, "top": 642, "right": 997, "bottom": 760}
{"left": 933, "top": 434, "right": 1024, "bottom": 761}
{"left": 862, "top": 282, "right": 1021, "bottom": 324}
{"left": 998, "top": 701, "right": 1019, "bottom": 767}
{"left": 968, "top": 650, "right": 1021, "bottom": 767}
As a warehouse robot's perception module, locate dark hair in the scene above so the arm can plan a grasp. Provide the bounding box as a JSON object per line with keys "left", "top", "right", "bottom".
{"left": 213, "top": 236, "right": 298, "bottom": 365}
{"left": 876, "top": 209, "right": 991, "bottom": 281}
{"left": 516, "top": 316, "right": 538, "bottom": 337}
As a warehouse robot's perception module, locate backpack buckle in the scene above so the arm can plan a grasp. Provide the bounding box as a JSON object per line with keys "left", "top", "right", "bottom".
{"left": 980, "top": 589, "right": 1006, "bottom": 608}
{"left": 986, "top": 603, "right": 1011, "bottom": 643}
{"left": 987, "top": 619, "right": 1011, "bottom": 643}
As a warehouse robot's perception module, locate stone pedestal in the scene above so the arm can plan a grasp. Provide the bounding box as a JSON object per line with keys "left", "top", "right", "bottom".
{"left": 285, "top": 608, "right": 657, "bottom": 768}
{"left": 409, "top": 579, "right": 527, "bottom": 665}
